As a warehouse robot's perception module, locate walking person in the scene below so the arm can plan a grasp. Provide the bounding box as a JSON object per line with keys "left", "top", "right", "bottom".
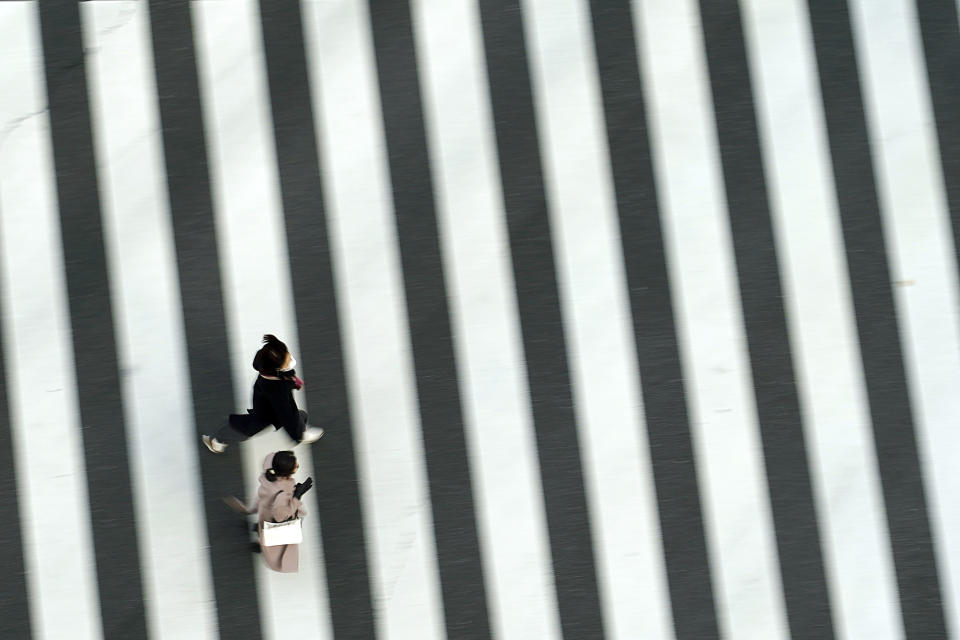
{"left": 203, "top": 334, "right": 324, "bottom": 453}
{"left": 226, "top": 450, "right": 313, "bottom": 572}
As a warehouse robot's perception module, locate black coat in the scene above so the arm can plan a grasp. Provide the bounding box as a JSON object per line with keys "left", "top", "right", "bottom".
{"left": 230, "top": 375, "right": 303, "bottom": 439}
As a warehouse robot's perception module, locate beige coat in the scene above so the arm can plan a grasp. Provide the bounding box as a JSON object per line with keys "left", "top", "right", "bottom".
{"left": 246, "top": 452, "right": 306, "bottom": 573}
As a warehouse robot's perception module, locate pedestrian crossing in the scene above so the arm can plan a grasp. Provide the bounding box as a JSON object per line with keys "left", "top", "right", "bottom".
{"left": 1, "top": 1, "right": 959, "bottom": 639}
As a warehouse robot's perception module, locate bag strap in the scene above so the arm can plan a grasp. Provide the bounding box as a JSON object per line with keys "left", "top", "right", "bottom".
{"left": 265, "top": 490, "right": 284, "bottom": 523}
{"left": 266, "top": 489, "right": 299, "bottom": 523}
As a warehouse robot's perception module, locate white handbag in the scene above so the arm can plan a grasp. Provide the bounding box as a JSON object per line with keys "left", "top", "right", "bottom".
{"left": 261, "top": 491, "right": 303, "bottom": 547}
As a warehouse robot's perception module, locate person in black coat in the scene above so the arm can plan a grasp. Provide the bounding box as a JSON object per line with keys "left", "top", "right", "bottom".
{"left": 202, "top": 334, "right": 324, "bottom": 453}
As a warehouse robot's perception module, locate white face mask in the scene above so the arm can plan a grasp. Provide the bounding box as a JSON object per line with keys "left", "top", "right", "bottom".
{"left": 281, "top": 356, "right": 296, "bottom": 371}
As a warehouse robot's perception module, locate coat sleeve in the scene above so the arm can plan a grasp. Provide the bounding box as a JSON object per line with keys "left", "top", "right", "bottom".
{"left": 245, "top": 493, "right": 259, "bottom": 515}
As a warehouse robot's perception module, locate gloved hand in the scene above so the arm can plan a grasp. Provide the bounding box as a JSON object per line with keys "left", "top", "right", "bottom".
{"left": 293, "top": 477, "right": 314, "bottom": 500}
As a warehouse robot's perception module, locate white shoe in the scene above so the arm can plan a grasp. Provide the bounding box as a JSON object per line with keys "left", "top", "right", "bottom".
{"left": 202, "top": 435, "right": 227, "bottom": 453}
{"left": 299, "top": 427, "right": 324, "bottom": 444}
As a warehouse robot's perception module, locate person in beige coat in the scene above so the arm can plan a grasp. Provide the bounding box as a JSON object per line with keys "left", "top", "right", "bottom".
{"left": 232, "top": 450, "right": 313, "bottom": 573}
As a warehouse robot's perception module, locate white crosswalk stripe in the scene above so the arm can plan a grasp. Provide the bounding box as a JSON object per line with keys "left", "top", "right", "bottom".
{"left": 413, "top": 0, "right": 561, "bottom": 638}
{"left": 0, "top": 0, "right": 958, "bottom": 638}
{"left": 82, "top": 2, "right": 219, "bottom": 638}
{"left": 301, "top": 1, "right": 447, "bottom": 638}
{"left": 739, "top": 0, "right": 904, "bottom": 637}
{"left": 634, "top": 0, "right": 789, "bottom": 637}
{"left": 524, "top": 0, "right": 672, "bottom": 637}
{"left": 0, "top": 4, "right": 102, "bottom": 638}
{"left": 849, "top": 0, "right": 960, "bottom": 633}
{"left": 191, "top": 1, "right": 333, "bottom": 637}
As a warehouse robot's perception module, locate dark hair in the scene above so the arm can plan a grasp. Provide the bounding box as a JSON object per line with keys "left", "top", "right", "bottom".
{"left": 253, "top": 334, "right": 288, "bottom": 375}
{"left": 265, "top": 451, "right": 297, "bottom": 482}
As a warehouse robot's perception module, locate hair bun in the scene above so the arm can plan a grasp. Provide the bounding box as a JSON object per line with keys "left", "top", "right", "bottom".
{"left": 253, "top": 335, "right": 289, "bottom": 374}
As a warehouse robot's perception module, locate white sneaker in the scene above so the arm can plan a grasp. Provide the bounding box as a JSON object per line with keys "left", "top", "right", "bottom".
{"left": 202, "top": 435, "right": 227, "bottom": 453}
{"left": 299, "top": 427, "right": 324, "bottom": 444}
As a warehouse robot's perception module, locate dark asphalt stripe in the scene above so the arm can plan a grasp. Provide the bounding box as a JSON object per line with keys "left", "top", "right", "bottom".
{"left": 476, "top": 2, "right": 604, "bottom": 638}
{"left": 147, "top": 2, "right": 263, "bottom": 638}
{"left": 37, "top": 3, "right": 147, "bottom": 638}
{"left": 0, "top": 226, "right": 31, "bottom": 640}
{"left": 256, "top": 2, "right": 378, "bottom": 638}
{"left": 916, "top": 0, "right": 960, "bottom": 311}
{"left": 585, "top": 2, "right": 719, "bottom": 638}
{"left": 696, "top": 2, "right": 835, "bottom": 637}
{"left": 365, "top": 2, "right": 491, "bottom": 638}
{"left": 806, "top": 1, "right": 948, "bottom": 636}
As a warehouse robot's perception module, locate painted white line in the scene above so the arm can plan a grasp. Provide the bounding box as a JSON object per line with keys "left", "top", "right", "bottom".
{"left": 739, "top": 1, "right": 904, "bottom": 637}
{"left": 741, "top": 1, "right": 906, "bottom": 636}
{"left": 849, "top": 0, "right": 960, "bottom": 634}
{"left": 300, "top": 0, "right": 445, "bottom": 638}
{"left": 0, "top": 3, "right": 102, "bottom": 638}
{"left": 80, "top": 3, "right": 219, "bottom": 638}
{"left": 632, "top": 0, "right": 789, "bottom": 637}
{"left": 411, "top": 0, "right": 561, "bottom": 638}
{"left": 522, "top": 0, "right": 673, "bottom": 637}
{"left": 192, "top": 1, "right": 331, "bottom": 638}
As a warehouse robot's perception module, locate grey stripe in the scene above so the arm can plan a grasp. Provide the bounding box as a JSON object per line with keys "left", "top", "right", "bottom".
{"left": 806, "top": 0, "right": 948, "bottom": 635}
{"left": 147, "top": 1, "right": 263, "bottom": 637}
{"left": 366, "top": 1, "right": 493, "bottom": 638}
{"left": 916, "top": 0, "right": 960, "bottom": 321}
{"left": 256, "top": 1, "right": 378, "bottom": 637}
{"left": 696, "top": 1, "right": 835, "bottom": 635}
{"left": 476, "top": 1, "right": 606, "bottom": 637}
{"left": 586, "top": 1, "right": 721, "bottom": 637}
{"left": 36, "top": 2, "right": 148, "bottom": 638}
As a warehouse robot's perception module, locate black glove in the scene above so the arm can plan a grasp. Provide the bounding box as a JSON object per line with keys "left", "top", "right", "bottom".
{"left": 293, "top": 477, "right": 313, "bottom": 500}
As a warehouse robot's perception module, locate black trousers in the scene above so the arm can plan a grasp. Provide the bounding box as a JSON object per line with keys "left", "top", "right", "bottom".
{"left": 214, "top": 409, "right": 307, "bottom": 444}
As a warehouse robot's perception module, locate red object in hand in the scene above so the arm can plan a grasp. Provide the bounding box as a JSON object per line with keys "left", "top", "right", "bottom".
{"left": 294, "top": 376, "right": 304, "bottom": 390}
